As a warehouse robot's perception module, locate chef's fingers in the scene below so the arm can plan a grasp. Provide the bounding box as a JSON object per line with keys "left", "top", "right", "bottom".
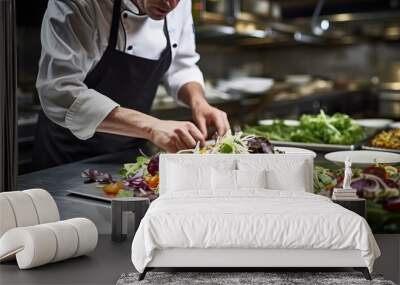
{"left": 170, "top": 128, "right": 189, "bottom": 150}
{"left": 174, "top": 136, "right": 188, "bottom": 151}
{"left": 222, "top": 112, "right": 231, "bottom": 134}
{"left": 187, "top": 123, "right": 206, "bottom": 146}
{"left": 165, "top": 140, "right": 178, "bottom": 153}
{"left": 165, "top": 146, "right": 177, "bottom": 153}
{"left": 211, "top": 112, "right": 228, "bottom": 136}
{"left": 175, "top": 127, "right": 197, "bottom": 149}
{"left": 195, "top": 115, "right": 208, "bottom": 139}
{"left": 221, "top": 112, "right": 230, "bottom": 135}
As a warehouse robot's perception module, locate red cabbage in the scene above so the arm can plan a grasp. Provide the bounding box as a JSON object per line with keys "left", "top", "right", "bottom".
{"left": 147, "top": 154, "right": 159, "bottom": 176}
{"left": 247, "top": 137, "right": 275, "bottom": 154}
{"left": 81, "top": 169, "right": 114, "bottom": 184}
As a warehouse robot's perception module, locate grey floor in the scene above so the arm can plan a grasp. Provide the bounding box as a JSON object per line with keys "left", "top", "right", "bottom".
{"left": 1, "top": 235, "right": 399, "bottom": 285}
{"left": 0, "top": 235, "right": 133, "bottom": 285}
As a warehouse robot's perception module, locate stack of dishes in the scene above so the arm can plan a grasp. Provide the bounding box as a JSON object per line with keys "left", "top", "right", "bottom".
{"left": 332, "top": 188, "right": 358, "bottom": 200}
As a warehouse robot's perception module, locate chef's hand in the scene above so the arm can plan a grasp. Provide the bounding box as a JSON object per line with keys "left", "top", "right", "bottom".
{"left": 148, "top": 119, "right": 205, "bottom": 153}
{"left": 97, "top": 107, "right": 204, "bottom": 153}
{"left": 178, "top": 82, "right": 230, "bottom": 138}
{"left": 192, "top": 101, "right": 229, "bottom": 138}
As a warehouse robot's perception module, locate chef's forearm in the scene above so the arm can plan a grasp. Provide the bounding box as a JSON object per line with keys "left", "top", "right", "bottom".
{"left": 96, "top": 107, "right": 156, "bottom": 139}
{"left": 177, "top": 82, "right": 208, "bottom": 109}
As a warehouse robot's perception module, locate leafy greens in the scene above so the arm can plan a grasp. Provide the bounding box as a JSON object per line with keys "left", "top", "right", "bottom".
{"left": 244, "top": 110, "right": 366, "bottom": 145}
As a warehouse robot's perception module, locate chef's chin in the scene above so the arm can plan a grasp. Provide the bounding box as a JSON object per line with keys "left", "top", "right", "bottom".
{"left": 148, "top": 14, "right": 166, "bottom": 20}
{"left": 147, "top": 10, "right": 168, "bottom": 20}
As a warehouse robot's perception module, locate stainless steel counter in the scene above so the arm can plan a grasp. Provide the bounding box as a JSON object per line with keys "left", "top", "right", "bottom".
{"left": 17, "top": 149, "right": 145, "bottom": 234}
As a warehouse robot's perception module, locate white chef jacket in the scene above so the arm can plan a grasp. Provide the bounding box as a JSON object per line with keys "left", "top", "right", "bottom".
{"left": 37, "top": 0, "right": 204, "bottom": 140}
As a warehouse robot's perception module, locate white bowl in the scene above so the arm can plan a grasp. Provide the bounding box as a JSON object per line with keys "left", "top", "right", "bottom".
{"left": 355, "top": 119, "right": 393, "bottom": 129}
{"left": 275, "top": 147, "right": 316, "bottom": 157}
{"left": 217, "top": 77, "right": 274, "bottom": 94}
{"left": 258, "top": 119, "right": 300, "bottom": 127}
{"left": 390, "top": 122, "right": 400, "bottom": 129}
{"left": 325, "top": 150, "right": 400, "bottom": 167}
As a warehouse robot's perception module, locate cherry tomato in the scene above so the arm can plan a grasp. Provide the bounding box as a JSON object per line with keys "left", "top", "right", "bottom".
{"left": 148, "top": 176, "right": 159, "bottom": 189}
{"left": 102, "top": 182, "right": 124, "bottom": 195}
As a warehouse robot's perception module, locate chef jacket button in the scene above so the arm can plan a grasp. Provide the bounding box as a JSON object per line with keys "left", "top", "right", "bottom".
{"left": 123, "top": 13, "right": 128, "bottom": 18}
{"left": 172, "top": 43, "right": 178, "bottom": 48}
{"left": 127, "top": 45, "right": 133, "bottom": 50}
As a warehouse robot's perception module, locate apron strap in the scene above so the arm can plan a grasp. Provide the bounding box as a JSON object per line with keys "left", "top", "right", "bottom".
{"left": 108, "top": 0, "right": 123, "bottom": 49}
{"left": 163, "top": 18, "right": 171, "bottom": 52}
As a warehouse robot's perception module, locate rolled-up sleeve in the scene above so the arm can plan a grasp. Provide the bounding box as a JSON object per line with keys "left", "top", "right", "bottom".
{"left": 36, "top": 0, "right": 119, "bottom": 140}
{"left": 163, "top": 0, "right": 205, "bottom": 104}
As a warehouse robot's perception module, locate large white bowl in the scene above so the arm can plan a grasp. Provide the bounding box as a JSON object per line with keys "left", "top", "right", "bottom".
{"left": 325, "top": 150, "right": 400, "bottom": 167}
{"left": 275, "top": 146, "right": 316, "bottom": 157}
{"left": 258, "top": 119, "right": 300, "bottom": 127}
{"left": 390, "top": 121, "right": 400, "bottom": 129}
{"left": 217, "top": 77, "right": 274, "bottom": 94}
{"left": 355, "top": 119, "right": 393, "bottom": 129}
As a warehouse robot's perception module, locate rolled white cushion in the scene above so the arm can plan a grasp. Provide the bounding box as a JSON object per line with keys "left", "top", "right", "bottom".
{"left": 0, "top": 192, "right": 39, "bottom": 227}
{"left": 0, "top": 196, "right": 17, "bottom": 237}
{"left": 0, "top": 189, "right": 59, "bottom": 239}
{"left": 0, "top": 226, "right": 57, "bottom": 269}
{"left": 42, "top": 221, "right": 79, "bottom": 262}
{"left": 0, "top": 218, "right": 98, "bottom": 269}
{"left": 64, "top": 218, "right": 98, "bottom": 257}
{"left": 23, "top": 189, "right": 59, "bottom": 224}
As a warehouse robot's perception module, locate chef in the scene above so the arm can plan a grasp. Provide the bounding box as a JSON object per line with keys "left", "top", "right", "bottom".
{"left": 33, "top": 0, "right": 230, "bottom": 170}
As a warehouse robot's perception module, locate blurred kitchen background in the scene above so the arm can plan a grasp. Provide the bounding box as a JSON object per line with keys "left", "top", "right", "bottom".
{"left": 16, "top": 0, "right": 400, "bottom": 174}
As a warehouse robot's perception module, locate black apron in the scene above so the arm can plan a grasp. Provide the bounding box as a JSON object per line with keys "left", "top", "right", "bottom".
{"left": 32, "top": 0, "right": 172, "bottom": 170}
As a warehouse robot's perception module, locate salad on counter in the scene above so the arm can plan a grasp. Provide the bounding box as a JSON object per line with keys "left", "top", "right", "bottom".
{"left": 244, "top": 110, "right": 366, "bottom": 145}
{"left": 314, "top": 164, "right": 400, "bottom": 233}
{"left": 80, "top": 127, "right": 399, "bottom": 234}
{"left": 81, "top": 153, "right": 160, "bottom": 200}
{"left": 81, "top": 132, "right": 278, "bottom": 200}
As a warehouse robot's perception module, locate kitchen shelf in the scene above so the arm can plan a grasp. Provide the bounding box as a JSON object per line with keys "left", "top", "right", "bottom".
{"left": 195, "top": 9, "right": 400, "bottom": 47}
{"left": 196, "top": 23, "right": 268, "bottom": 41}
